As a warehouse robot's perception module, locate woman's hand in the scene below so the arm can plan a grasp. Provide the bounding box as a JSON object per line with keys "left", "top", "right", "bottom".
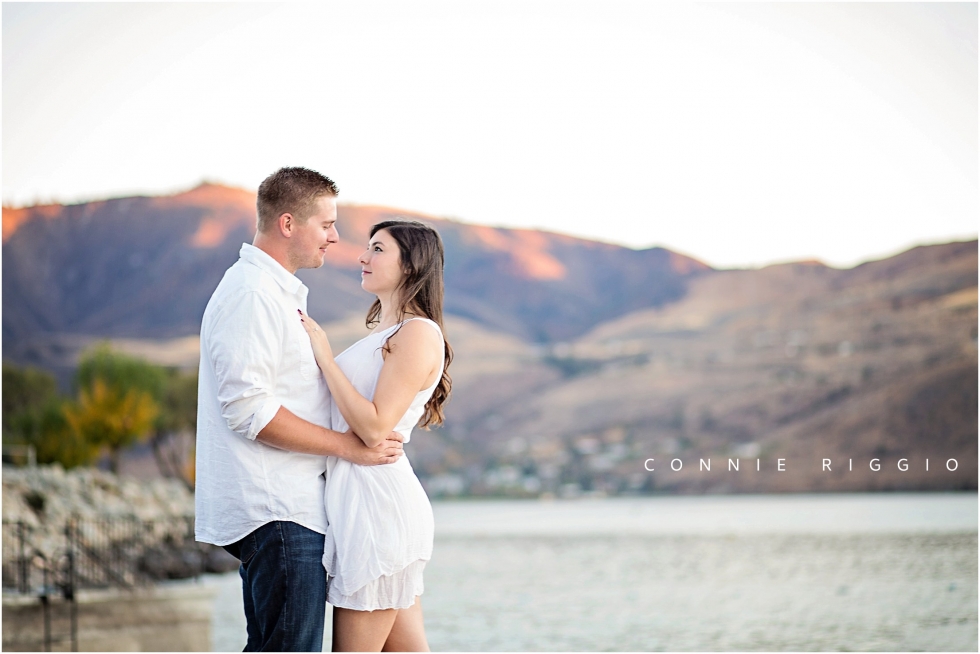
{"left": 298, "top": 310, "right": 334, "bottom": 369}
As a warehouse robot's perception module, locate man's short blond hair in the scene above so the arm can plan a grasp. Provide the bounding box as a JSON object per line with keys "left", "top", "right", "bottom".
{"left": 256, "top": 167, "right": 338, "bottom": 232}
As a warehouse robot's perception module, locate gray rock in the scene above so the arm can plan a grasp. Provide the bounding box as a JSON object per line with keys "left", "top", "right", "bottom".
{"left": 1, "top": 465, "right": 220, "bottom": 585}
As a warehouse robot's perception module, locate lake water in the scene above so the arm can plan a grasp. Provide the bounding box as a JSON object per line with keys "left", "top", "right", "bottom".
{"left": 201, "top": 492, "right": 978, "bottom": 651}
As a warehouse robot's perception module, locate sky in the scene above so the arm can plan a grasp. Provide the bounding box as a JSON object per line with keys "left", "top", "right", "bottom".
{"left": 2, "top": 2, "right": 977, "bottom": 269}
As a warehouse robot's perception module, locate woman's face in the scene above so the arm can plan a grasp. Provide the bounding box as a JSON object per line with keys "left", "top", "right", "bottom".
{"left": 359, "top": 229, "right": 405, "bottom": 296}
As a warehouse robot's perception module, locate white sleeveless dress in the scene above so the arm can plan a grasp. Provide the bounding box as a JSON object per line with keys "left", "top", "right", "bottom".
{"left": 322, "top": 317, "right": 442, "bottom": 611}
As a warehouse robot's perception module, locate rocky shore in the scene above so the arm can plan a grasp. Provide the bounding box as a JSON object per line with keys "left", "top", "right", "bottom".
{"left": 2, "top": 464, "right": 236, "bottom": 585}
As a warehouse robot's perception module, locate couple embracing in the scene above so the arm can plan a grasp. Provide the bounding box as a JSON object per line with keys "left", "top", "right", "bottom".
{"left": 195, "top": 167, "right": 452, "bottom": 651}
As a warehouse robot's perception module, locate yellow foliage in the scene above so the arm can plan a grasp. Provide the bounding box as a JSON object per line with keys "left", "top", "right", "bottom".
{"left": 33, "top": 418, "right": 99, "bottom": 469}
{"left": 65, "top": 378, "right": 160, "bottom": 453}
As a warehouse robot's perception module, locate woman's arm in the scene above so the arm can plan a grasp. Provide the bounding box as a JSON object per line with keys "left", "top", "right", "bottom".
{"left": 256, "top": 405, "right": 404, "bottom": 464}
{"left": 300, "top": 314, "right": 442, "bottom": 448}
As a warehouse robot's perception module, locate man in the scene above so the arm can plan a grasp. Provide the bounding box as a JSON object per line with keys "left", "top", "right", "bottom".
{"left": 195, "top": 167, "right": 404, "bottom": 651}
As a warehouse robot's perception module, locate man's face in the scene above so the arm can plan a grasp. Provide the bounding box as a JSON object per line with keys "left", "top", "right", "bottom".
{"left": 287, "top": 195, "right": 339, "bottom": 271}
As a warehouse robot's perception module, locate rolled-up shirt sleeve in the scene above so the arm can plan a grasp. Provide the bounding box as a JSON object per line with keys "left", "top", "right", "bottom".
{"left": 207, "top": 290, "right": 284, "bottom": 440}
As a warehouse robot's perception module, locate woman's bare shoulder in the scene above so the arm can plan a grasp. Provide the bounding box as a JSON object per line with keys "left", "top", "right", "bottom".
{"left": 389, "top": 318, "right": 443, "bottom": 346}
{"left": 382, "top": 319, "right": 442, "bottom": 365}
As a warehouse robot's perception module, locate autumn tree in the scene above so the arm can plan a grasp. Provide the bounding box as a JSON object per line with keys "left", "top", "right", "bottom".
{"left": 3, "top": 363, "right": 98, "bottom": 468}
{"left": 69, "top": 345, "right": 164, "bottom": 473}
{"left": 8, "top": 347, "right": 198, "bottom": 478}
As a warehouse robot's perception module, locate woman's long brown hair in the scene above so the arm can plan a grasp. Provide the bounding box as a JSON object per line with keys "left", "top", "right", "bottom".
{"left": 366, "top": 219, "right": 453, "bottom": 428}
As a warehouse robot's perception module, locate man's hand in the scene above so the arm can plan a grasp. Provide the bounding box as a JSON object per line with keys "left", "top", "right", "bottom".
{"left": 256, "top": 407, "right": 403, "bottom": 461}
{"left": 338, "top": 429, "right": 404, "bottom": 466}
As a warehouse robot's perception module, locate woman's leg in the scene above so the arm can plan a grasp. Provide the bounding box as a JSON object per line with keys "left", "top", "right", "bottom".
{"left": 382, "top": 596, "right": 429, "bottom": 652}
{"left": 332, "top": 606, "right": 398, "bottom": 652}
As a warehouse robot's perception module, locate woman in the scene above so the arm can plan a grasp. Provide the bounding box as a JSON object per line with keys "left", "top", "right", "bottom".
{"left": 299, "top": 219, "right": 452, "bottom": 652}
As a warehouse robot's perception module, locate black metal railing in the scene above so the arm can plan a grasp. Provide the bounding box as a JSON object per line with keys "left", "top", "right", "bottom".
{"left": 2, "top": 515, "right": 211, "bottom": 652}
{"left": 3, "top": 516, "right": 203, "bottom": 592}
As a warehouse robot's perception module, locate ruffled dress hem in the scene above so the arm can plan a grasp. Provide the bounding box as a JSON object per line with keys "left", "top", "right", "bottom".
{"left": 327, "top": 558, "right": 427, "bottom": 611}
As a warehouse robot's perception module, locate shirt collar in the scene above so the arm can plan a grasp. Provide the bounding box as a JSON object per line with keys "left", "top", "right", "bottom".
{"left": 239, "top": 243, "right": 307, "bottom": 297}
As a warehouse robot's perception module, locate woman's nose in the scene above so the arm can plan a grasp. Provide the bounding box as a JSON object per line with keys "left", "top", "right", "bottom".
{"left": 358, "top": 250, "right": 369, "bottom": 264}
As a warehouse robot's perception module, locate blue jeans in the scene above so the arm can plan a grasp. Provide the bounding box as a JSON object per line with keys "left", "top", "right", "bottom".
{"left": 223, "top": 521, "right": 326, "bottom": 652}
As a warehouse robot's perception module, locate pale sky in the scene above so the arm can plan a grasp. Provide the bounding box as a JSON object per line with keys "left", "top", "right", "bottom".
{"left": 3, "top": 2, "right": 977, "bottom": 269}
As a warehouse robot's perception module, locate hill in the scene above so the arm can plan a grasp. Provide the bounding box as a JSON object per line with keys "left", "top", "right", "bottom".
{"left": 3, "top": 184, "right": 975, "bottom": 494}
{"left": 412, "top": 240, "right": 977, "bottom": 494}
{"left": 2, "top": 183, "right": 710, "bottom": 367}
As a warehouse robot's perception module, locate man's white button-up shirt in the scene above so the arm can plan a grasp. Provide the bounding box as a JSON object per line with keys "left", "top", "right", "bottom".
{"left": 195, "top": 243, "right": 331, "bottom": 546}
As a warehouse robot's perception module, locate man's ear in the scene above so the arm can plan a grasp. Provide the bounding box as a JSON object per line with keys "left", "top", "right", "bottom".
{"left": 277, "top": 212, "right": 294, "bottom": 237}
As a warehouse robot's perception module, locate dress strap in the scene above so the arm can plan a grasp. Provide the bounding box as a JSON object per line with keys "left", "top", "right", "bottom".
{"left": 401, "top": 316, "right": 443, "bottom": 338}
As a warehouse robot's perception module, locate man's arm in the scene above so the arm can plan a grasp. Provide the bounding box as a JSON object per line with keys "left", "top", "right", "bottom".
{"left": 208, "top": 291, "right": 401, "bottom": 465}
{"left": 256, "top": 406, "right": 404, "bottom": 465}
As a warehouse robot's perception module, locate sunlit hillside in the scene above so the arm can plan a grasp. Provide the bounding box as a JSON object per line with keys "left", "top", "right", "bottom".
{"left": 2, "top": 185, "right": 975, "bottom": 494}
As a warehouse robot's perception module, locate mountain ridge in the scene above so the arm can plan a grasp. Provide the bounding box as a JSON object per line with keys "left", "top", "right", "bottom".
{"left": 2, "top": 182, "right": 711, "bottom": 349}
{"left": 3, "top": 184, "right": 974, "bottom": 494}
